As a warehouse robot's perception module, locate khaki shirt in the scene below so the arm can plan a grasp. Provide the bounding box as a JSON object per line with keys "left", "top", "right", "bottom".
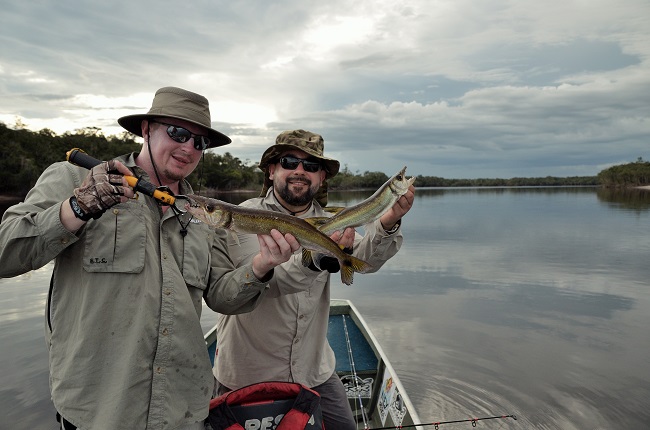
{"left": 214, "top": 188, "right": 402, "bottom": 389}
{"left": 0, "top": 154, "right": 268, "bottom": 430}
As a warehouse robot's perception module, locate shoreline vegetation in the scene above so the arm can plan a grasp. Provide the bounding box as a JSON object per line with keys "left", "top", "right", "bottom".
{"left": 1, "top": 122, "right": 648, "bottom": 201}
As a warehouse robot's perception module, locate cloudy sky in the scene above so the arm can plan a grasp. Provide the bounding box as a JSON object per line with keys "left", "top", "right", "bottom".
{"left": 1, "top": 0, "right": 648, "bottom": 179}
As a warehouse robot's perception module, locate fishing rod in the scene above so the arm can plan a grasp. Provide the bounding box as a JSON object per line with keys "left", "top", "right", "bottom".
{"left": 65, "top": 148, "right": 189, "bottom": 213}
{"left": 342, "top": 315, "right": 370, "bottom": 428}
{"left": 366, "top": 414, "right": 517, "bottom": 429}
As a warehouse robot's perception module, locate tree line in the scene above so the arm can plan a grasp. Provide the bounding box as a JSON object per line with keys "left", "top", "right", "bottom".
{"left": 1, "top": 122, "right": 647, "bottom": 199}
{"left": 0, "top": 122, "right": 265, "bottom": 196}
{"left": 597, "top": 157, "right": 650, "bottom": 187}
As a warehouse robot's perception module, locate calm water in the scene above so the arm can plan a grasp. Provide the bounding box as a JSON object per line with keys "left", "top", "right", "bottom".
{"left": 1, "top": 187, "right": 649, "bottom": 429}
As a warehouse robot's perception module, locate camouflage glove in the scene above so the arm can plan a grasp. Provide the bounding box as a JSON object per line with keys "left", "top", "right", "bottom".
{"left": 71, "top": 160, "right": 127, "bottom": 220}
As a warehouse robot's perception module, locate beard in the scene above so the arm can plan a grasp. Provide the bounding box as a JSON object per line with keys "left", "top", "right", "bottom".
{"left": 276, "top": 176, "right": 320, "bottom": 206}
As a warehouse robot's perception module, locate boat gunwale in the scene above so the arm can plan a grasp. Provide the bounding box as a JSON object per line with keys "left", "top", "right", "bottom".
{"left": 204, "top": 298, "right": 422, "bottom": 429}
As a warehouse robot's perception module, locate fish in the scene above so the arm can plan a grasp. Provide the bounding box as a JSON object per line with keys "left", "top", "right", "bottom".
{"left": 184, "top": 195, "right": 373, "bottom": 285}
{"left": 308, "top": 166, "right": 415, "bottom": 236}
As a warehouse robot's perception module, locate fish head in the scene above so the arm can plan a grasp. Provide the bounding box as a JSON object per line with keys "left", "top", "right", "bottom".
{"left": 389, "top": 166, "right": 415, "bottom": 196}
{"left": 184, "top": 195, "right": 231, "bottom": 228}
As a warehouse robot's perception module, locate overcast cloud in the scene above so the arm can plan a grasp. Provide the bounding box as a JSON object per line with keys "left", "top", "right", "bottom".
{"left": 1, "top": 0, "right": 648, "bottom": 178}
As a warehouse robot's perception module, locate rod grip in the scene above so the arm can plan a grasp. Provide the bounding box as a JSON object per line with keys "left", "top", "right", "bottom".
{"left": 66, "top": 148, "right": 102, "bottom": 169}
{"left": 65, "top": 148, "right": 176, "bottom": 206}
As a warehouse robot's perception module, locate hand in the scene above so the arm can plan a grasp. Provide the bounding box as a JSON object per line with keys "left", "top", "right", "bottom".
{"left": 252, "top": 229, "right": 301, "bottom": 280}
{"left": 380, "top": 184, "right": 415, "bottom": 231}
{"left": 73, "top": 160, "right": 134, "bottom": 219}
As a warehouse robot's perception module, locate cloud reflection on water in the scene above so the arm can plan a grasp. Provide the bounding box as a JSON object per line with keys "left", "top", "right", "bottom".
{"left": 330, "top": 187, "right": 650, "bottom": 429}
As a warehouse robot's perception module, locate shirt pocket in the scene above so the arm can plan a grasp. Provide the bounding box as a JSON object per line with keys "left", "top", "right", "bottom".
{"left": 82, "top": 203, "right": 147, "bottom": 273}
{"left": 180, "top": 220, "right": 214, "bottom": 289}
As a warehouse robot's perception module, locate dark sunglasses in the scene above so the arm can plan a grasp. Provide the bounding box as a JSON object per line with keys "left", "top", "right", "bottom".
{"left": 152, "top": 120, "right": 211, "bottom": 151}
{"left": 279, "top": 156, "right": 322, "bottom": 173}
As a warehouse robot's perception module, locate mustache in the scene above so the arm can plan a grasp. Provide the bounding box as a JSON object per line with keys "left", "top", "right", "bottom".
{"left": 287, "top": 175, "right": 312, "bottom": 186}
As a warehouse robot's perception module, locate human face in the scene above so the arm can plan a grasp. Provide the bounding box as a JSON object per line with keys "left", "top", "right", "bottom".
{"left": 150, "top": 120, "right": 211, "bottom": 151}
{"left": 269, "top": 150, "right": 326, "bottom": 209}
{"left": 145, "top": 119, "right": 205, "bottom": 183}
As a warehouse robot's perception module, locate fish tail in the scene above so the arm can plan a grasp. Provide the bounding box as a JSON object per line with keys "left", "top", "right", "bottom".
{"left": 339, "top": 255, "right": 374, "bottom": 285}
{"left": 340, "top": 264, "right": 355, "bottom": 285}
{"left": 348, "top": 255, "right": 373, "bottom": 273}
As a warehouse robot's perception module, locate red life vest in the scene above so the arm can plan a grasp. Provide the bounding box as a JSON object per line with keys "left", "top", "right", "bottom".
{"left": 208, "top": 381, "right": 325, "bottom": 430}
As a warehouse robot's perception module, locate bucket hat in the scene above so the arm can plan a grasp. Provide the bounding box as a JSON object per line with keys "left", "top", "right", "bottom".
{"left": 259, "top": 129, "right": 339, "bottom": 206}
{"left": 259, "top": 130, "right": 339, "bottom": 178}
{"left": 118, "top": 86, "right": 231, "bottom": 148}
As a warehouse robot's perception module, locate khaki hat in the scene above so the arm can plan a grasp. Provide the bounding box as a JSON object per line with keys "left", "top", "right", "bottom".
{"left": 118, "top": 86, "right": 231, "bottom": 148}
{"left": 259, "top": 129, "right": 339, "bottom": 206}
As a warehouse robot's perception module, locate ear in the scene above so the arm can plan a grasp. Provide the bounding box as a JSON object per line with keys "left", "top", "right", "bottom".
{"left": 268, "top": 164, "right": 276, "bottom": 180}
{"left": 141, "top": 120, "right": 150, "bottom": 143}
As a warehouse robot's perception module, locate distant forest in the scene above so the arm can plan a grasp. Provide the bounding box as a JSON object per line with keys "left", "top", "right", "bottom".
{"left": 1, "top": 122, "right": 647, "bottom": 198}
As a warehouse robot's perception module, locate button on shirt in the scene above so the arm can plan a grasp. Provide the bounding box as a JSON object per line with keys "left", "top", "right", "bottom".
{"left": 214, "top": 188, "right": 403, "bottom": 389}
{"left": 0, "top": 154, "right": 270, "bottom": 430}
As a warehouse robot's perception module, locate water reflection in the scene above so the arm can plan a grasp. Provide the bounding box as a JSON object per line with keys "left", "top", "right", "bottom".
{"left": 2, "top": 187, "right": 650, "bottom": 429}
{"left": 329, "top": 186, "right": 650, "bottom": 430}
{"left": 596, "top": 187, "right": 650, "bottom": 212}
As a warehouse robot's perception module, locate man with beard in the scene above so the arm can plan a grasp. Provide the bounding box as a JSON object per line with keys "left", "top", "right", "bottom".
{"left": 211, "top": 129, "right": 415, "bottom": 429}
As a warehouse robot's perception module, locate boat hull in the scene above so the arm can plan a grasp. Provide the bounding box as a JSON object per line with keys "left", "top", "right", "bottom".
{"left": 204, "top": 299, "right": 421, "bottom": 429}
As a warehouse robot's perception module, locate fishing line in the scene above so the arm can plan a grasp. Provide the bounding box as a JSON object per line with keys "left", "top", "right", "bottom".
{"left": 366, "top": 414, "right": 517, "bottom": 429}
{"left": 342, "top": 315, "right": 370, "bottom": 429}
{"left": 146, "top": 126, "right": 196, "bottom": 237}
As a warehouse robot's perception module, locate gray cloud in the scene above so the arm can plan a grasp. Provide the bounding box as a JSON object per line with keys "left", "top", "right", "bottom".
{"left": 1, "top": 0, "right": 648, "bottom": 178}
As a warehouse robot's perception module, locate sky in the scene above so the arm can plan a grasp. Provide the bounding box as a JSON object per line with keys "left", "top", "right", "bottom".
{"left": 1, "top": 0, "right": 649, "bottom": 179}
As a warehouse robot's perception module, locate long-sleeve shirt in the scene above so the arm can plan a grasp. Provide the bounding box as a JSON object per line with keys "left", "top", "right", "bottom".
{"left": 214, "top": 187, "right": 402, "bottom": 389}
{"left": 0, "top": 153, "right": 269, "bottom": 430}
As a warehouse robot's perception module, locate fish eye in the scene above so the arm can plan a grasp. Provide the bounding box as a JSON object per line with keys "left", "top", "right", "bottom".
{"left": 396, "top": 175, "right": 403, "bottom": 180}
{"left": 206, "top": 204, "right": 215, "bottom": 213}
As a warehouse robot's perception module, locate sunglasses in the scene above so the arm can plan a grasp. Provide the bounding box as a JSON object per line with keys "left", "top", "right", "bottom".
{"left": 279, "top": 156, "right": 322, "bottom": 173}
{"left": 152, "top": 120, "right": 211, "bottom": 151}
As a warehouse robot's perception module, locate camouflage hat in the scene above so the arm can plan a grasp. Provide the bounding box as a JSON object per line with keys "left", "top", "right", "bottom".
{"left": 117, "top": 86, "right": 231, "bottom": 148}
{"left": 258, "top": 129, "right": 340, "bottom": 179}
{"left": 258, "top": 130, "right": 339, "bottom": 206}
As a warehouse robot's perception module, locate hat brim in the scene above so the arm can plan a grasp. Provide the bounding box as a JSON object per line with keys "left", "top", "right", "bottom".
{"left": 118, "top": 114, "right": 231, "bottom": 148}
{"left": 258, "top": 144, "right": 340, "bottom": 179}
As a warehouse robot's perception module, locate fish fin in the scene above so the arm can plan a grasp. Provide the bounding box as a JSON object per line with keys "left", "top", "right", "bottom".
{"left": 301, "top": 248, "right": 314, "bottom": 267}
{"left": 303, "top": 217, "right": 330, "bottom": 228}
{"left": 323, "top": 206, "right": 345, "bottom": 215}
{"left": 348, "top": 255, "right": 373, "bottom": 273}
{"left": 339, "top": 255, "right": 374, "bottom": 285}
{"left": 340, "top": 264, "right": 354, "bottom": 285}
{"left": 231, "top": 231, "right": 240, "bottom": 246}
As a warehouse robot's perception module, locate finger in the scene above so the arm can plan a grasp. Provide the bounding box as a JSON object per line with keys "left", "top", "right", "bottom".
{"left": 260, "top": 232, "right": 281, "bottom": 256}
{"left": 108, "top": 173, "right": 125, "bottom": 186}
{"left": 108, "top": 160, "right": 133, "bottom": 176}
{"left": 329, "top": 230, "right": 342, "bottom": 242}
{"left": 269, "top": 229, "right": 295, "bottom": 257}
{"left": 283, "top": 233, "right": 301, "bottom": 252}
{"left": 341, "top": 228, "right": 355, "bottom": 248}
{"left": 257, "top": 234, "right": 270, "bottom": 252}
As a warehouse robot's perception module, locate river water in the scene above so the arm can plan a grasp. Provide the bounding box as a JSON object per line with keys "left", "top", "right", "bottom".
{"left": 1, "top": 187, "right": 649, "bottom": 429}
